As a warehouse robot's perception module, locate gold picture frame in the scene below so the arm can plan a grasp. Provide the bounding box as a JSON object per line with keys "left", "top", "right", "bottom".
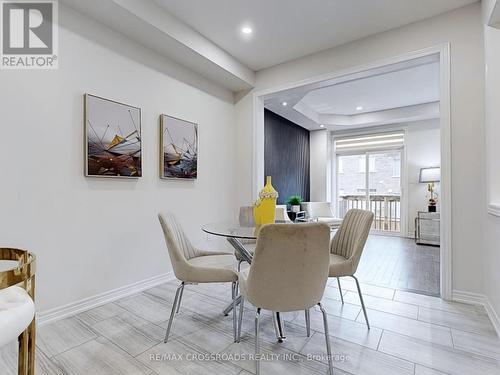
{"left": 84, "top": 93, "right": 142, "bottom": 178}
{"left": 159, "top": 114, "right": 198, "bottom": 180}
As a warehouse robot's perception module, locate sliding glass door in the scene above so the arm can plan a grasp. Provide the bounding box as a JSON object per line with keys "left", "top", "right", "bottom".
{"left": 337, "top": 149, "right": 402, "bottom": 234}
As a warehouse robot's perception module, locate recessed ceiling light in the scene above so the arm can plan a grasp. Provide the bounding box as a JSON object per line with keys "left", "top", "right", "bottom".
{"left": 356, "top": 106, "right": 363, "bottom": 111}
{"left": 320, "top": 124, "right": 325, "bottom": 128}
{"left": 282, "top": 101, "right": 288, "bottom": 106}
{"left": 241, "top": 26, "right": 253, "bottom": 34}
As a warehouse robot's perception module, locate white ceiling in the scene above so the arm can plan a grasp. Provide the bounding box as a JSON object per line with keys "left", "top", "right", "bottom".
{"left": 264, "top": 57, "right": 440, "bottom": 131}
{"left": 154, "top": 0, "right": 476, "bottom": 70}
{"left": 300, "top": 62, "right": 440, "bottom": 115}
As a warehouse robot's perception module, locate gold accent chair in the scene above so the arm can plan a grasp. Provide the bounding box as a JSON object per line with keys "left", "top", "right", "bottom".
{"left": 0, "top": 248, "right": 36, "bottom": 375}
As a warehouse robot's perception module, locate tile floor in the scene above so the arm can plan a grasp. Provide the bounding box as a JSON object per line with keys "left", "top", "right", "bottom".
{"left": 356, "top": 235, "right": 440, "bottom": 296}
{"left": 1, "top": 277, "right": 499, "bottom": 375}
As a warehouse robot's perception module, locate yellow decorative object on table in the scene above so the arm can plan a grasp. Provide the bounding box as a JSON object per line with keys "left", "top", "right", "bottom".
{"left": 254, "top": 176, "right": 279, "bottom": 225}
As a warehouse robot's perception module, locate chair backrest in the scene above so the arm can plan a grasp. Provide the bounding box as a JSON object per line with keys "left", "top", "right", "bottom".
{"left": 158, "top": 213, "right": 201, "bottom": 280}
{"left": 239, "top": 205, "right": 291, "bottom": 224}
{"left": 330, "top": 209, "right": 374, "bottom": 272}
{"left": 244, "top": 223, "right": 330, "bottom": 312}
{"left": 275, "top": 205, "right": 292, "bottom": 222}
{"left": 301, "top": 202, "right": 334, "bottom": 218}
{"left": 239, "top": 206, "right": 255, "bottom": 226}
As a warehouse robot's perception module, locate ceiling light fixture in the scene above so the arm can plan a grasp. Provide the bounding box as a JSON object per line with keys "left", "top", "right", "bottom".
{"left": 320, "top": 124, "right": 325, "bottom": 128}
{"left": 282, "top": 101, "right": 287, "bottom": 106}
{"left": 356, "top": 106, "right": 363, "bottom": 111}
{"left": 241, "top": 26, "right": 253, "bottom": 34}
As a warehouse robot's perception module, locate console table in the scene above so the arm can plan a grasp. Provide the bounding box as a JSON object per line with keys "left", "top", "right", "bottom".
{"left": 415, "top": 211, "right": 440, "bottom": 246}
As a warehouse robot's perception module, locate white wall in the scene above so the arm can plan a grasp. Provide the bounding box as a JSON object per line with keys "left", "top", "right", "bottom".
{"left": 0, "top": 5, "right": 237, "bottom": 312}
{"left": 484, "top": 7, "right": 500, "bottom": 205}
{"left": 235, "top": 3, "right": 485, "bottom": 294}
{"left": 482, "top": 0, "right": 500, "bottom": 328}
{"left": 405, "top": 120, "right": 441, "bottom": 236}
{"left": 309, "top": 130, "right": 329, "bottom": 201}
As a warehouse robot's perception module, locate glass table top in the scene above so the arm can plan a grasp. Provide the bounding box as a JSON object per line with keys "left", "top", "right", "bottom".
{"left": 202, "top": 222, "right": 259, "bottom": 239}
{"left": 201, "top": 220, "right": 335, "bottom": 240}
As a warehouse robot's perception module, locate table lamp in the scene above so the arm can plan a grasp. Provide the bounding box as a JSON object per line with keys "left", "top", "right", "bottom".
{"left": 419, "top": 167, "right": 440, "bottom": 212}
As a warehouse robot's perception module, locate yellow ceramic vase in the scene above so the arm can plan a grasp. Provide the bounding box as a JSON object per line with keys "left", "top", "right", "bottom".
{"left": 254, "top": 176, "right": 278, "bottom": 225}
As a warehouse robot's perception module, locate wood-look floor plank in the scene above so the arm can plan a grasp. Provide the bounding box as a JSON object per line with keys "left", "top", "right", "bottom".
{"left": 137, "top": 338, "right": 243, "bottom": 375}
{"left": 52, "top": 336, "right": 153, "bottom": 375}
{"left": 116, "top": 293, "right": 172, "bottom": 325}
{"left": 356, "top": 308, "right": 453, "bottom": 347}
{"left": 451, "top": 329, "right": 500, "bottom": 360}
{"left": 378, "top": 331, "right": 500, "bottom": 375}
{"left": 343, "top": 290, "right": 418, "bottom": 319}
{"left": 290, "top": 306, "right": 382, "bottom": 350}
{"left": 76, "top": 302, "right": 127, "bottom": 326}
{"left": 418, "top": 306, "right": 497, "bottom": 337}
{"left": 91, "top": 311, "right": 165, "bottom": 357}
{"left": 0, "top": 340, "right": 64, "bottom": 375}
{"left": 395, "top": 290, "right": 488, "bottom": 317}
{"left": 355, "top": 235, "right": 440, "bottom": 295}
{"left": 37, "top": 316, "right": 98, "bottom": 357}
{"left": 301, "top": 331, "right": 415, "bottom": 375}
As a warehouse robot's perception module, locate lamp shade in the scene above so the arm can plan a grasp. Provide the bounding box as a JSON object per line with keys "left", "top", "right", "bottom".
{"left": 419, "top": 167, "right": 440, "bottom": 183}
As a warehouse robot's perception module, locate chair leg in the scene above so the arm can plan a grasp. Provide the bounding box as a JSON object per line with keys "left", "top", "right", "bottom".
{"left": 18, "top": 329, "right": 28, "bottom": 375}
{"left": 337, "top": 277, "right": 344, "bottom": 304}
{"left": 352, "top": 275, "right": 370, "bottom": 329}
{"left": 255, "top": 308, "right": 261, "bottom": 375}
{"left": 164, "top": 282, "right": 184, "bottom": 343}
{"left": 27, "top": 318, "right": 36, "bottom": 375}
{"left": 305, "top": 309, "right": 311, "bottom": 337}
{"left": 232, "top": 282, "right": 237, "bottom": 342}
{"left": 272, "top": 312, "right": 285, "bottom": 342}
{"left": 318, "top": 303, "right": 334, "bottom": 375}
{"left": 237, "top": 260, "right": 243, "bottom": 272}
{"left": 237, "top": 296, "right": 245, "bottom": 342}
{"left": 176, "top": 283, "right": 185, "bottom": 314}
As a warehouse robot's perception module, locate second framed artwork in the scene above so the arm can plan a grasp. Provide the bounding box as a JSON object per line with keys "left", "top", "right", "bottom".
{"left": 159, "top": 114, "right": 198, "bottom": 179}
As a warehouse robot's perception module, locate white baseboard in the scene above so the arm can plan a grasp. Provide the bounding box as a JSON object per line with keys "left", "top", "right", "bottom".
{"left": 37, "top": 272, "right": 175, "bottom": 326}
{"left": 484, "top": 299, "right": 500, "bottom": 337}
{"left": 452, "top": 289, "right": 500, "bottom": 336}
{"left": 452, "top": 290, "right": 488, "bottom": 305}
{"left": 488, "top": 203, "right": 500, "bottom": 217}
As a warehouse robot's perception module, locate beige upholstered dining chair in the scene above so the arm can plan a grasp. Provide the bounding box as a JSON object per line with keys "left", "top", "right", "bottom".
{"left": 237, "top": 223, "right": 333, "bottom": 375}
{"left": 236, "top": 206, "right": 257, "bottom": 271}
{"left": 329, "top": 209, "right": 374, "bottom": 328}
{"left": 275, "top": 205, "right": 292, "bottom": 222}
{"left": 158, "top": 213, "right": 239, "bottom": 343}
{"left": 236, "top": 205, "right": 292, "bottom": 271}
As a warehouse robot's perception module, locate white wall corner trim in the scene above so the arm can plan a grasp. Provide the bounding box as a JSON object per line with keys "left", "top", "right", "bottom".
{"left": 452, "top": 290, "right": 500, "bottom": 336}
{"left": 37, "top": 272, "right": 175, "bottom": 326}
{"left": 487, "top": 203, "right": 500, "bottom": 217}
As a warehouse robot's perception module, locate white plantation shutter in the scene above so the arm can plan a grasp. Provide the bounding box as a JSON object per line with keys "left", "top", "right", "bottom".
{"left": 334, "top": 132, "right": 405, "bottom": 153}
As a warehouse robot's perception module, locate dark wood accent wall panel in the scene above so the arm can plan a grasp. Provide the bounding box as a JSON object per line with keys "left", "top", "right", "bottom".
{"left": 264, "top": 109, "right": 310, "bottom": 204}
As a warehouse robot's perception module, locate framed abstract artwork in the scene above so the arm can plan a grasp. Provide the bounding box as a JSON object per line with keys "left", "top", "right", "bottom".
{"left": 84, "top": 94, "right": 142, "bottom": 178}
{"left": 160, "top": 114, "right": 198, "bottom": 179}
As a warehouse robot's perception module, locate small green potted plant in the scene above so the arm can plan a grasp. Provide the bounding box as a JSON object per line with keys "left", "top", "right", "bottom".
{"left": 287, "top": 195, "right": 303, "bottom": 213}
